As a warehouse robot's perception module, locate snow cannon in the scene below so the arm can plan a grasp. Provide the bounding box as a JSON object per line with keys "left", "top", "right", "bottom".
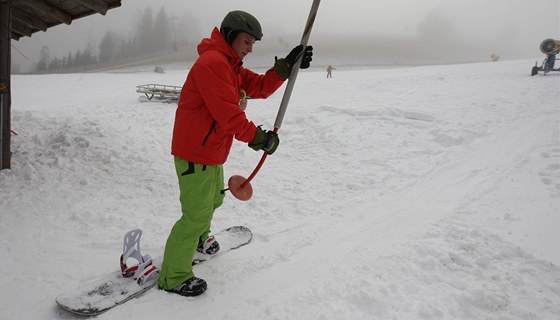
{"left": 531, "top": 38, "right": 560, "bottom": 76}
{"left": 539, "top": 38, "right": 560, "bottom": 55}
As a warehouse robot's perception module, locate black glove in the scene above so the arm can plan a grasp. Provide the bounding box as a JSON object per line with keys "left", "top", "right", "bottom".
{"left": 249, "top": 127, "right": 279, "bottom": 155}
{"left": 274, "top": 45, "right": 313, "bottom": 80}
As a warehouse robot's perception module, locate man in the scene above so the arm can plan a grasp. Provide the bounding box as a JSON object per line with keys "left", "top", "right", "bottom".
{"left": 158, "top": 10, "right": 313, "bottom": 297}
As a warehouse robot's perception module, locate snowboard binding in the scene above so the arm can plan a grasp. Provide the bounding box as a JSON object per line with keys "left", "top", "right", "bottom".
{"left": 119, "top": 229, "right": 159, "bottom": 286}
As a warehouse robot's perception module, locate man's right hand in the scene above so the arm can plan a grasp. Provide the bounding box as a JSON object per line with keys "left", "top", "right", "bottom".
{"left": 248, "top": 127, "right": 280, "bottom": 155}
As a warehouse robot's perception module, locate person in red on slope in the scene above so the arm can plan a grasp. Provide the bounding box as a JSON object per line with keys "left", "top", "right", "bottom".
{"left": 326, "top": 64, "right": 336, "bottom": 78}
{"left": 158, "top": 10, "right": 313, "bottom": 297}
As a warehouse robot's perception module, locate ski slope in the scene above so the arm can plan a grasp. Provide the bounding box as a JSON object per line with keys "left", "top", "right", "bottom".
{"left": 1, "top": 60, "right": 559, "bottom": 319}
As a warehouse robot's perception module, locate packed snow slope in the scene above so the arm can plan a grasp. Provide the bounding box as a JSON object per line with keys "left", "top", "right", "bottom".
{"left": 1, "top": 60, "right": 559, "bottom": 319}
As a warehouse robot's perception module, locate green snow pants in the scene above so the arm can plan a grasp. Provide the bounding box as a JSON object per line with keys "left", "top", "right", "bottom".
{"left": 158, "top": 157, "right": 225, "bottom": 290}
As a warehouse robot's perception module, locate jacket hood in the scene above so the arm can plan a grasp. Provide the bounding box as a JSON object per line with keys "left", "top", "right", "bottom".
{"left": 197, "top": 27, "right": 241, "bottom": 65}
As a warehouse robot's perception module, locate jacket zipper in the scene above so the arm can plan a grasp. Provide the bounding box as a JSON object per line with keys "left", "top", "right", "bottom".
{"left": 202, "top": 121, "right": 217, "bottom": 146}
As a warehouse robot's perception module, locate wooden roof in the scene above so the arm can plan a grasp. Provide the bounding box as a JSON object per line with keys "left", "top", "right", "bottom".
{"left": 9, "top": 0, "right": 122, "bottom": 40}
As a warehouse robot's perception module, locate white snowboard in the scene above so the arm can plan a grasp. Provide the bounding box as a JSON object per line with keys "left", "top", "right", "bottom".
{"left": 56, "top": 226, "right": 252, "bottom": 316}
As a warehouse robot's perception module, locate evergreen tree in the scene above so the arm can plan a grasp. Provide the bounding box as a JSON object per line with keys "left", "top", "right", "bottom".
{"left": 66, "top": 52, "right": 73, "bottom": 68}
{"left": 116, "top": 37, "right": 135, "bottom": 60}
{"left": 99, "top": 31, "right": 117, "bottom": 63}
{"left": 136, "top": 7, "right": 155, "bottom": 54}
{"left": 37, "top": 46, "right": 50, "bottom": 71}
{"left": 49, "top": 56, "right": 61, "bottom": 70}
{"left": 84, "top": 35, "right": 98, "bottom": 65}
{"left": 74, "top": 50, "right": 82, "bottom": 66}
{"left": 153, "top": 7, "right": 170, "bottom": 50}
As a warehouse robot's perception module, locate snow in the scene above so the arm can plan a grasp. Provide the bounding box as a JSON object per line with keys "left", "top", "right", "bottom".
{"left": 1, "top": 59, "right": 560, "bottom": 319}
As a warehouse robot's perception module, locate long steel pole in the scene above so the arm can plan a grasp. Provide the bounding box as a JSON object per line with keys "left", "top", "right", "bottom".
{"left": 237, "top": 0, "right": 321, "bottom": 192}
{"left": 273, "top": 0, "right": 320, "bottom": 130}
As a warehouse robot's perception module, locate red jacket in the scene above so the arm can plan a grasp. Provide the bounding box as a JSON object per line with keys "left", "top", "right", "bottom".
{"left": 171, "top": 28, "right": 285, "bottom": 165}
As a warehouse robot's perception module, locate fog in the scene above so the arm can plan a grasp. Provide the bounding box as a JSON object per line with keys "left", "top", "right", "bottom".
{"left": 10, "top": 0, "right": 560, "bottom": 72}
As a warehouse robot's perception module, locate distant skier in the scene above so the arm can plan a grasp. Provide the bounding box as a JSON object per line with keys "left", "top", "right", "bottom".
{"left": 158, "top": 10, "right": 313, "bottom": 298}
{"left": 326, "top": 65, "right": 336, "bottom": 78}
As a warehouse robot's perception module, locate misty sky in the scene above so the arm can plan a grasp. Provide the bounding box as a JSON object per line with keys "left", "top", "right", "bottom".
{"left": 10, "top": 0, "right": 560, "bottom": 71}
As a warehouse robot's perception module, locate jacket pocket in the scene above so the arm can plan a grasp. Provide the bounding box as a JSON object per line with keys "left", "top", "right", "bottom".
{"left": 201, "top": 121, "right": 217, "bottom": 146}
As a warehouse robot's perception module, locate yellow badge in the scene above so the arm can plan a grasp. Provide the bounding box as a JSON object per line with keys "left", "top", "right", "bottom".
{"left": 239, "top": 88, "right": 247, "bottom": 111}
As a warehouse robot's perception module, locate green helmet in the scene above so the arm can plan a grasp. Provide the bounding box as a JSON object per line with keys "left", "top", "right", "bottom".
{"left": 220, "top": 10, "right": 263, "bottom": 43}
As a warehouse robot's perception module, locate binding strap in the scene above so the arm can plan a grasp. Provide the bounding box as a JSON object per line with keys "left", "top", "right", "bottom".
{"left": 120, "top": 229, "right": 159, "bottom": 285}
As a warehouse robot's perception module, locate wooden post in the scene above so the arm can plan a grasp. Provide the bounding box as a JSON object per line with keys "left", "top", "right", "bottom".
{"left": 0, "top": 0, "right": 12, "bottom": 170}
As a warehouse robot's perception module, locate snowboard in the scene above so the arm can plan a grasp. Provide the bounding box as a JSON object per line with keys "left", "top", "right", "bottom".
{"left": 56, "top": 226, "right": 252, "bottom": 316}
{"left": 192, "top": 226, "right": 252, "bottom": 265}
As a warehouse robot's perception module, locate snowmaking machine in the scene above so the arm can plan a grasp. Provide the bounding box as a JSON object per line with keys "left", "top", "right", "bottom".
{"left": 531, "top": 38, "right": 560, "bottom": 76}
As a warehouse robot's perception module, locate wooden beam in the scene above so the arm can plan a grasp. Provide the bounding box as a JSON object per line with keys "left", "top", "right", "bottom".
{"left": 20, "top": 0, "right": 73, "bottom": 25}
{"left": 12, "top": 6, "right": 48, "bottom": 32}
{"left": 11, "top": 19, "right": 34, "bottom": 37}
{"left": 75, "top": 0, "right": 109, "bottom": 15}
{"left": 0, "top": 0, "right": 12, "bottom": 169}
{"left": 9, "top": 0, "right": 123, "bottom": 40}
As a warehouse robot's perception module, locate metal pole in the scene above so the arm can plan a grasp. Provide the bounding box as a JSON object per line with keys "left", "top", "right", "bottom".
{"left": 230, "top": 0, "right": 321, "bottom": 198}
{"left": 274, "top": 0, "right": 321, "bottom": 129}
{"left": 240, "top": 0, "right": 321, "bottom": 187}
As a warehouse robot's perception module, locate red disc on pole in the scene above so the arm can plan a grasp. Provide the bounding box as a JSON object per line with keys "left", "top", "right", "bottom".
{"left": 228, "top": 175, "right": 253, "bottom": 201}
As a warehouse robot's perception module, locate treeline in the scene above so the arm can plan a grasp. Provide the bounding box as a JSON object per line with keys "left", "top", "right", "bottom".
{"left": 35, "top": 6, "right": 175, "bottom": 72}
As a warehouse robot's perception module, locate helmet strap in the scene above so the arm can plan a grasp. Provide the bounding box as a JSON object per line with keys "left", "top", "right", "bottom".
{"left": 228, "top": 30, "right": 242, "bottom": 45}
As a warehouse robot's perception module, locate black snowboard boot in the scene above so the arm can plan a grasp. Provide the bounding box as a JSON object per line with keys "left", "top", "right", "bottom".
{"left": 197, "top": 235, "right": 220, "bottom": 255}
{"left": 164, "top": 277, "right": 207, "bottom": 297}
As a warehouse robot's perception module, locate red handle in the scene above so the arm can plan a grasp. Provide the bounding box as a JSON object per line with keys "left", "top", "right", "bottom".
{"left": 240, "top": 127, "right": 278, "bottom": 189}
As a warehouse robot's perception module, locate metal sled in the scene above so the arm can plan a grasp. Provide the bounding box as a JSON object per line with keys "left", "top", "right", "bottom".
{"left": 136, "top": 84, "right": 181, "bottom": 103}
